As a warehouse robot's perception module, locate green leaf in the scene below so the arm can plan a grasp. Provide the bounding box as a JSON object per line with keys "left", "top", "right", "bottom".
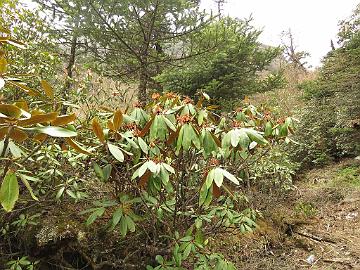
{"left": 264, "top": 122, "right": 273, "bottom": 136}
{"left": 176, "top": 125, "right": 185, "bottom": 152}
{"left": 199, "top": 183, "right": 208, "bottom": 206}
{"left": 31, "top": 126, "right": 77, "bottom": 137}
{"left": 126, "top": 215, "right": 135, "bottom": 232}
{"left": 230, "top": 130, "right": 240, "bottom": 147}
{"left": 189, "top": 125, "right": 200, "bottom": 149}
{"left": 180, "top": 235, "right": 193, "bottom": 242}
{"left": 162, "top": 163, "right": 175, "bottom": 174}
{"left": 203, "top": 131, "right": 218, "bottom": 156}
{"left": 110, "top": 208, "right": 123, "bottom": 230}
{"left": 162, "top": 115, "right": 176, "bottom": 131}
{"left": 86, "top": 207, "right": 105, "bottom": 226}
{"left": 103, "top": 164, "right": 112, "bottom": 181}
{"left": 150, "top": 115, "right": 169, "bottom": 141}
{"left": 183, "top": 243, "right": 192, "bottom": 260}
{"left": 108, "top": 143, "right": 124, "bottom": 162}
{"left": 8, "top": 141, "right": 23, "bottom": 158}
{"left": 147, "top": 160, "right": 159, "bottom": 174}
{"left": 56, "top": 186, "right": 65, "bottom": 200}
{"left": 221, "top": 169, "right": 240, "bottom": 185}
{"left": 182, "top": 124, "right": 192, "bottom": 150}
{"left": 198, "top": 110, "right": 207, "bottom": 125}
{"left": 221, "top": 132, "right": 232, "bottom": 149}
{"left": 157, "top": 117, "right": 169, "bottom": 140}
{"left": 160, "top": 166, "right": 170, "bottom": 184}
{"left": 206, "top": 169, "right": 215, "bottom": 189}
{"left": 213, "top": 168, "right": 224, "bottom": 187}
{"left": 244, "top": 128, "right": 268, "bottom": 145}
{"left": 93, "top": 163, "right": 104, "bottom": 181}
{"left": 120, "top": 215, "right": 128, "bottom": 236}
{"left": 125, "top": 137, "right": 139, "bottom": 149}
{"left": 66, "top": 189, "right": 77, "bottom": 199}
{"left": 138, "top": 137, "right": 148, "bottom": 154}
{"left": 138, "top": 162, "right": 148, "bottom": 178}
{"left": 0, "top": 171, "right": 19, "bottom": 212}
{"left": 155, "top": 255, "right": 164, "bottom": 264}
{"left": 238, "top": 129, "right": 250, "bottom": 149}
{"left": 279, "top": 123, "right": 289, "bottom": 137}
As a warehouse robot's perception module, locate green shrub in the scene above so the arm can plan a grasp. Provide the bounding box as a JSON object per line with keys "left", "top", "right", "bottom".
{"left": 156, "top": 17, "right": 283, "bottom": 109}
{"left": 289, "top": 13, "right": 360, "bottom": 168}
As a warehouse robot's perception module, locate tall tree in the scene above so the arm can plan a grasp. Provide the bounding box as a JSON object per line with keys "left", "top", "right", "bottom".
{"left": 34, "top": 0, "right": 87, "bottom": 113}
{"left": 36, "top": 0, "right": 212, "bottom": 104}
{"left": 290, "top": 4, "right": 360, "bottom": 167}
{"left": 157, "top": 17, "right": 282, "bottom": 109}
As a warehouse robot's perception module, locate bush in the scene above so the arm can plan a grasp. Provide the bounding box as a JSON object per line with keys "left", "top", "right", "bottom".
{"left": 79, "top": 92, "right": 295, "bottom": 268}
{"left": 156, "top": 17, "right": 283, "bottom": 110}
{"left": 289, "top": 14, "right": 360, "bottom": 168}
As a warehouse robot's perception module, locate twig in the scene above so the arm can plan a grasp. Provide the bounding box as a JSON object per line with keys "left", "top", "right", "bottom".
{"left": 323, "top": 258, "right": 352, "bottom": 264}
{"left": 294, "top": 230, "right": 337, "bottom": 244}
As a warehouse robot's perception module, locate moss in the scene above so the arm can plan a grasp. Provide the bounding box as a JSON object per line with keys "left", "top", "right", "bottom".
{"left": 294, "top": 202, "right": 317, "bottom": 218}
{"left": 36, "top": 218, "right": 86, "bottom": 247}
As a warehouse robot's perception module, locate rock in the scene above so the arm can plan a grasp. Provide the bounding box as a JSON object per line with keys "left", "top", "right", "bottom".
{"left": 345, "top": 212, "right": 358, "bottom": 220}
{"left": 306, "top": 254, "right": 316, "bottom": 265}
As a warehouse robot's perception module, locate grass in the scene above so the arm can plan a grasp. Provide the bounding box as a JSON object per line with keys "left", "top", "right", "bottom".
{"left": 333, "top": 164, "right": 360, "bottom": 188}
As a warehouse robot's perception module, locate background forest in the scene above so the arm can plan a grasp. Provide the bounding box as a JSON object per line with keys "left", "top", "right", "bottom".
{"left": 0, "top": 0, "right": 359, "bottom": 269}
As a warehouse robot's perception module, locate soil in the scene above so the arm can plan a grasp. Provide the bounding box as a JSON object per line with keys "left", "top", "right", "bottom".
{"left": 215, "top": 158, "right": 360, "bottom": 270}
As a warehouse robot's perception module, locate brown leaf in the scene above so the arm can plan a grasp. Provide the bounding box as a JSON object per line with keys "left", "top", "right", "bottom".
{"left": 33, "top": 133, "right": 48, "bottom": 143}
{"left": 99, "top": 106, "right": 113, "bottom": 112}
{"left": 107, "top": 120, "right": 115, "bottom": 131}
{"left": 40, "top": 80, "right": 54, "bottom": 99}
{"left": 92, "top": 118, "right": 105, "bottom": 142}
{"left": 9, "top": 128, "right": 28, "bottom": 143}
{"left": 138, "top": 170, "right": 151, "bottom": 188}
{"left": 0, "top": 104, "right": 22, "bottom": 118}
{"left": 206, "top": 105, "right": 219, "bottom": 111}
{"left": 7, "top": 81, "right": 40, "bottom": 96}
{"left": 65, "top": 138, "right": 92, "bottom": 155}
{"left": 0, "top": 57, "right": 7, "bottom": 74}
{"left": 166, "top": 127, "right": 180, "bottom": 145}
{"left": 14, "top": 100, "right": 29, "bottom": 111}
{"left": 0, "top": 126, "right": 9, "bottom": 140}
{"left": 212, "top": 183, "right": 221, "bottom": 198}
{"left": 210, "top": 132, "right": 221, "bottom": 147}
{"left": 61, "top": 142, "right": 68, "bottom": 151}
{"left": 51, "top": 113, "right": 76, "bottom": 126}
{"left": 18, "top": 112, "right": 58, "bottom": 126}
{"left": 113, "top": 109, "right": 123, "bottom": 130}
{"left": 138, "top": 117, "right": 154, "bottom": 137}
{"left": 7, "top": 39, "right": 27, "bottom": 49}
{"left": 196, "top": 96, "right": 204, "bottom": 108}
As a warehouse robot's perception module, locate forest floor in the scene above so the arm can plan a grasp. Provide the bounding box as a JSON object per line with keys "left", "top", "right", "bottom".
{"left": 213, "top": 158, "right": 360, "bottom": 270}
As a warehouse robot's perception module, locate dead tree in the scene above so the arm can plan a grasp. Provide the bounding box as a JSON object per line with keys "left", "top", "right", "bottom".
{"left": 281, "top": 29, "right": 310, "bottom": 72}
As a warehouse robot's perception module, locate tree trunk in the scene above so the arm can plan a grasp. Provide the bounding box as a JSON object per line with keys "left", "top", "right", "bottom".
{"left": 61, "top": 34, "right": 77, "bottom": 114}
{"left": 138, "top": 64, "right": 148, "bottom": 105}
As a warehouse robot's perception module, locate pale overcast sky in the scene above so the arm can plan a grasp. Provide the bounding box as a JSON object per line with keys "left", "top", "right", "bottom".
{"left": 201, "top": 0, "right": 359, "bottom": 67}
